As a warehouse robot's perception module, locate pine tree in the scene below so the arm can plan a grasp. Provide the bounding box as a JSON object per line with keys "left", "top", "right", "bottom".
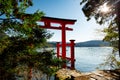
{"left": 0, "top": 0, "right": 62, "bottom": 80}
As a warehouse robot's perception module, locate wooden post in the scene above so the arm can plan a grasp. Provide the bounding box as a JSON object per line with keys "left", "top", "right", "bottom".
{"left": 70, "top": 40, "right": 75, "bottom": 69}
{"left": 61, "top": 24, "right": 66, "bottom": 60}
{"left": 61, "top": 24, "right": 67, "bottom": 68}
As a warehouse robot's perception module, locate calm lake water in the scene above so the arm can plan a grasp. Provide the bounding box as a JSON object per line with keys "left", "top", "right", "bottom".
{"left": 51, "top": 47, "right": 113, "bottom": 72}
{"left": 74, "top": 47, "right": 113, "bottom": 72}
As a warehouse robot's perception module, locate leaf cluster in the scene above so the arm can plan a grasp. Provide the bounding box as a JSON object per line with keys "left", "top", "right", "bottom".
{"left": 0, "top": 0, "right": 33, "bottom": 17}
{"left": 80, "top": 0, "right": 117, "bottom": 24}
{"left": 0, "top": 0, "right": 61, "bottom": 80}
{"left": 80, "top": 0, "right": 119, "bottom": 68}
{"left": 80, "top": 0, "right": 119, "bottom": 52}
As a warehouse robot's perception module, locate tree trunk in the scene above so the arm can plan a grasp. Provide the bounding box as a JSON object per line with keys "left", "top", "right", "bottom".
{"left": 116, "top": 1, "right": 120, "bottom": 57}
{"left": 28, "top": 67, "right": 32, "bottom": 80}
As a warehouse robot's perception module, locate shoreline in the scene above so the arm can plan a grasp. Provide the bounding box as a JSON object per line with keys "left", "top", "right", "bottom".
{"left": 55, "top": 68, "right": 120, "bottom": 80}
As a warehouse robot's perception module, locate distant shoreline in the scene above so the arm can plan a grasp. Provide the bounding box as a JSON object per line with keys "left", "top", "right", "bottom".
{"left": 48, "top": 40, "right": 110, "bottom": 47}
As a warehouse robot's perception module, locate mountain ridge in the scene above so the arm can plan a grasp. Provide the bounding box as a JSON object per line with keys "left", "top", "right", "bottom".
{"left": 47, "top": 40, "right": 110, "bottom": 47}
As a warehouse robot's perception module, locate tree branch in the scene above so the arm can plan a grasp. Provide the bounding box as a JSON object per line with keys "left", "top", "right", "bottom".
{"left": 0, "top": 18, "right": 17, "bottom": 20}
{"left": 0, "top": 13, "right": 4, "bottom": 16}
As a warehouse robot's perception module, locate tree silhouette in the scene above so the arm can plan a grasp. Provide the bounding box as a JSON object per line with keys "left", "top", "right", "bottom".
{"left": 80, "top": 0, "right": 120, "bottom": 69}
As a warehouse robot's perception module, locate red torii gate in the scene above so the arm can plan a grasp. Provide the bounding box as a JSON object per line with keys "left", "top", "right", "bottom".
{"left": 39, "top": 16, "right": 76, "bottom": 69}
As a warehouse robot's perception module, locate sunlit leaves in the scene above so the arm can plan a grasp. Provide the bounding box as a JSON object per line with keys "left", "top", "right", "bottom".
{"left": 103, "top": 22, "right": 119, "bottom": 52}
{"left": 80, "top": 0, "right": 116, "bottom": 24}
{"left": 80, "top": 0, "right": 119, "bottom": 69}
{"left": 80, "top": 0, "right": 119, "bottom": 51}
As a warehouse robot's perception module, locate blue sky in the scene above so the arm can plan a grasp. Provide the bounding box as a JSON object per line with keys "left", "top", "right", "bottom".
{"left": 27, "top": 0, "right": 105, "bottom": 42}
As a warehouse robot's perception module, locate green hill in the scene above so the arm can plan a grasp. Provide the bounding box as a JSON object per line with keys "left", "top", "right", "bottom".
{"left": 48, "top": 40, "right": 110, "bottom": 47}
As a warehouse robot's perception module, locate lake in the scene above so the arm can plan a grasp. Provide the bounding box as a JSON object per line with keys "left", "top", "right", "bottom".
{"left": 51, "top": 47, "right": 113, "bottom": 72}
{"left": 74, "top": 47, "right": 113, "bottom": 72}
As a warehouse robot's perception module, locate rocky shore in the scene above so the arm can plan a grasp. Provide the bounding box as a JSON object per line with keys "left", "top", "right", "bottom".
{"left": 55, "top": 68, "right": 120, "bottom": 80}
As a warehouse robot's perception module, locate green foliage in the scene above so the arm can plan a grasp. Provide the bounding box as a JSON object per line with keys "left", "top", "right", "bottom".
{"left": 0, "top": 0, "right": 33, "bottom": 17}
{"left": 80, "top": 0, "right": 117, "bottom": 24}
{"left": 0, "top": 0, "right": 62, "bottom": 80}
{"left": 103, "top": 21, "right": 119, "bottom": 51}
{"left": 80, "top": 0, "right": 119, "bottom": 69}
{"left": 99, "top": 51, "right": 120, "bottom": 69}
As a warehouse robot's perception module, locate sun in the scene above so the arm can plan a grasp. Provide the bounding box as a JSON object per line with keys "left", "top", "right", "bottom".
{"left": 100, "top": 3, "right": 110, "bottom": 13}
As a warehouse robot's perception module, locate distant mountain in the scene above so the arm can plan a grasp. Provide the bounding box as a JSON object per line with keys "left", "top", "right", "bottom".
{"left": 75, "top": 40, "right": 110, "bottom": 47}
{"left": 48, "top": 40, "right": 110, "bottom": 47}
